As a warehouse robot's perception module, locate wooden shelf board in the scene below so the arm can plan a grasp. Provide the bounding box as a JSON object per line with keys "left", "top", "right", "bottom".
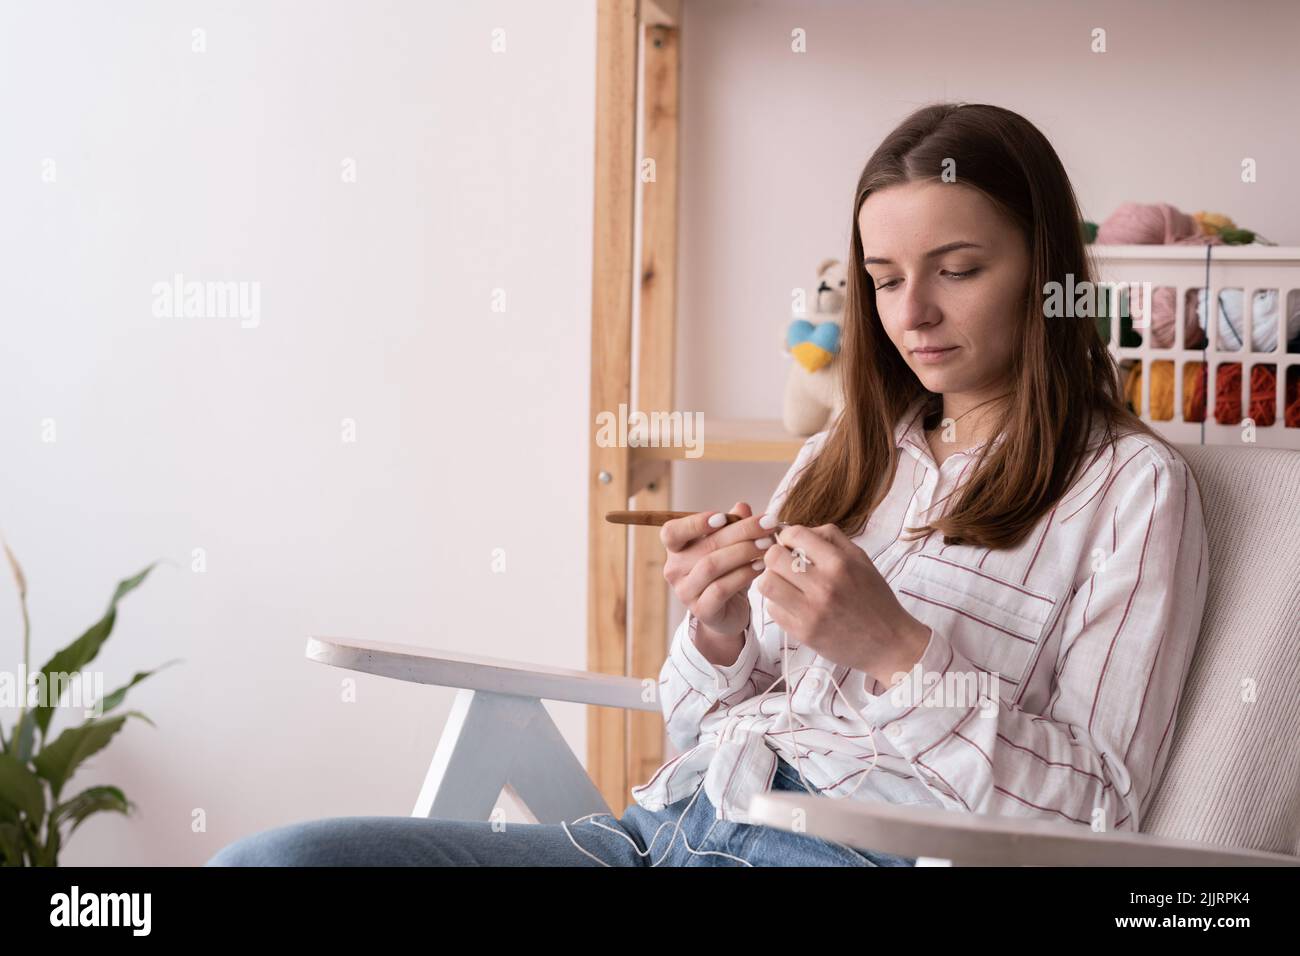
{"left": 628, "top": 418, "right": 808, "bottom": 462}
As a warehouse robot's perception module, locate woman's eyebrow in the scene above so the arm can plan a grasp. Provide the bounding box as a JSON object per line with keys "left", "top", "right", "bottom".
{"left": 862, "top": 241, "right": 983, "bottom": 266}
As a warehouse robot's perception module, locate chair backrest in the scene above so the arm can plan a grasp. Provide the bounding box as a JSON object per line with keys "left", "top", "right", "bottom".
{"left": 1143, "top": 443, "right": 1300, "bottom": 856}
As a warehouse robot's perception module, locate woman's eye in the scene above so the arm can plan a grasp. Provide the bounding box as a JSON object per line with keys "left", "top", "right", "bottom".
{"left": 875, "top": 268, "right": 978, "bottom": 291}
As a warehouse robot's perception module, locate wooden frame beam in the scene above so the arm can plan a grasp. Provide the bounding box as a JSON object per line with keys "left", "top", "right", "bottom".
{"left": 629, "top": 19, "right": 682, "bottom": 793}
{"left": 587, "top": 0, "right": 640, "bottom": 809}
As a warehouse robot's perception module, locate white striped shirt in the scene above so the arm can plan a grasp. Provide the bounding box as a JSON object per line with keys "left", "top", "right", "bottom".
{"left": 631, "top": 398, "right": 1210, "bottom": 832}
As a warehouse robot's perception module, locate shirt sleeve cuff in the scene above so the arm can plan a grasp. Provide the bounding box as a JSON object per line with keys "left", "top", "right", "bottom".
{"left": 674, "top": 609, "right": 760, "bottom": 704}
{"left": 859, "top": 624, "right": 983, "bottom": 759}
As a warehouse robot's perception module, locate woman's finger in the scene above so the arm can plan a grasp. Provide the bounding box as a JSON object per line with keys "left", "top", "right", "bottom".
{"left": 680, "top": 539, "right": 768, "bottom": 606}
{"left": 758, "top": 540, "right": 814, "bottom": 598}
{"left": 755, "top": 560, "right": 808, "bottom": 617}
{"left": 695, "top": 562, "right": 762, "bottom": 622}
{"left": 774, "top": 523, "right": 845, "bottom": 570}
{"left": 661, "top": 504, "right": 764, "bottom": 553}
{"left": 661, "top": 510, "right": 731, "bottom": 552}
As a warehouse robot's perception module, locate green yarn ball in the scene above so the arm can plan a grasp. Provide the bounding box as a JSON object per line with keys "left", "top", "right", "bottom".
{"left": 1218, "top": 227, "right": 1255, "bottom": 245}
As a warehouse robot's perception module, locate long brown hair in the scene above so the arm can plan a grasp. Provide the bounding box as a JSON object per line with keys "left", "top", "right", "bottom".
{"left": 778, "top": 102, "right": 1173, "bottom": 549}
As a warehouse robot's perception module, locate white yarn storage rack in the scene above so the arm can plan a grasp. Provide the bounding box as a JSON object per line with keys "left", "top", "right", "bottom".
{"left": 1089, "top": 244, "right": 1300, "bottom": 450}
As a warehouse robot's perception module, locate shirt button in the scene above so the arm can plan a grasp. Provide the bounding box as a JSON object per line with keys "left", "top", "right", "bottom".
{"left": 886, "top": 724, "right": 902, "bottom": 739}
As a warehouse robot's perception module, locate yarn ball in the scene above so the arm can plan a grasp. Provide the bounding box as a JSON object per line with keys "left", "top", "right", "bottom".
{"left": 1122, "top": 361, "right": 1300, "bottom": 431}
{"left": 1123, "top": 360, "right": 1206, "bottom": 422}
{"left": 1097, "top": 202, "right": 1223, "bottom": 246}
{"left": 1193, "top": 211, "right": 1237, "bottom": 235}
{"left": 1288, "top": 371, "right": 1300, "bottom": 429}
{"left": 1214, "top": 363, "right": 1279, "bottom": 426}
{"left": 1129, "top": 288, "right": 1300, "bottom": 352}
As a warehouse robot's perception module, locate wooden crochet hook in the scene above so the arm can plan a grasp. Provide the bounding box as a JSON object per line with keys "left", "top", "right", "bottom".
{"left": 605, "top": 509, "right": 748, "bottom": 528}
{"left": 605, "top": 510, "right": 811, "bottom": 565}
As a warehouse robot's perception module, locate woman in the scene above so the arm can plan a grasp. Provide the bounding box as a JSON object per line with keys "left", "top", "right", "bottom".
{"left": 207, "top": 102, "right": 1208, "bottom": 867}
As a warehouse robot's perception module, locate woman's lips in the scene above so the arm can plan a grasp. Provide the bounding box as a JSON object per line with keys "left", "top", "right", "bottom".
{"left": 911, "top": 346, "right": 959, "bottom": 365}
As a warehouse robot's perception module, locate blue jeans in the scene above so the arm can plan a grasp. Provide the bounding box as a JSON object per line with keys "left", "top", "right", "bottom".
{"left": 205, "top": 757, "right": 917, "bottom": 867}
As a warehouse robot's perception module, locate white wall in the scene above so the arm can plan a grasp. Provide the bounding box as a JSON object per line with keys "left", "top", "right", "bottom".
{"left": 1, "top": 0, "right": 1294, "bottom": 865}
{"left": 0, "top": 0, "right": 596, "bottom": 864}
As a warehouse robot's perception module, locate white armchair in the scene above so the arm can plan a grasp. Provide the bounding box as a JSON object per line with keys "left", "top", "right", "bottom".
{"left": 305, "top": 443, "right": 1300, "bottom": 866}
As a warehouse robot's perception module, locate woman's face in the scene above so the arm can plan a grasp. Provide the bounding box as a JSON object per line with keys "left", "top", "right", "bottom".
{"left": 857, "top": 180, "right": 1029, "bottom": 403}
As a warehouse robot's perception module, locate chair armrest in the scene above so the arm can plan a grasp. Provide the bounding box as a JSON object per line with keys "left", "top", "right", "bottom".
{"left": 305, "top": 636, "right": 660, "bottom": 712}
{"left": 746, "top": 792, "right": 1300, "bottom": 866}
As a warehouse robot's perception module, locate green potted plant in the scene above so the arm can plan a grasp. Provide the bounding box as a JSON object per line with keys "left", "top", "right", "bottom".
{"left": 0, "top": 541, "right": 177, "bottom": 866}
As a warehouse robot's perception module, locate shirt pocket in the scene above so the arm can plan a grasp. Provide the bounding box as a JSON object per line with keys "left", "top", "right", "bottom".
{"left": 893, "top": 552, "right": 1056, "bottom": 697}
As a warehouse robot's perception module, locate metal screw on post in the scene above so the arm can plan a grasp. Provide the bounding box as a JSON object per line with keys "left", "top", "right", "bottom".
{"left": 598, "top": 471, "right": 612, "bottom": 484}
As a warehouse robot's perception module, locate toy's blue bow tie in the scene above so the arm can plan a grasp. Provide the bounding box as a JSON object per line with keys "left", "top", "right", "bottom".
{"left": 786, "top": 319, "right": 841, "bottom": 371}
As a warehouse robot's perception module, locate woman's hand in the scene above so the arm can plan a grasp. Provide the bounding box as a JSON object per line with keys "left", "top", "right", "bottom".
{"left": 661, "top": 501, "right": 776, "bottom": 640}
{"left": 754, "top": 523, "right": 932, "bottom": 687}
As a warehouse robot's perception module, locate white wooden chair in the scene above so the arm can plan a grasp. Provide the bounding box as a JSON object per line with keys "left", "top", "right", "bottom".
{"left": 305, "top": 443, "right": 1300, "bottom": 866}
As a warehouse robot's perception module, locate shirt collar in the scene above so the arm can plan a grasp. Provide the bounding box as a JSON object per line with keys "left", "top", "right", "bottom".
{"left": 894, "top": 398, "right": 930, "bottom": 458}
{"left": 895, "top": 397, "right": 1007, "bottom": 465}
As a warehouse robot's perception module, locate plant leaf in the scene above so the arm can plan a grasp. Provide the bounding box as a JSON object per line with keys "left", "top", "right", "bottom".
{"left": 43, "top": 822, "right": 60, "bottom": 866}
{"left": 11, "top": 712, "right": 38, "bottom": 764}
{"left": 0, "top": 753, "right": 46, "bottom": 826}
{"left": 1, "top": 535, "right": 32, "bottom": 759}
{"left": 52, "top": 784, "right": 132, "bottom": 840}
{"left": 93, "top": 659, "right": 182, "bottom": 717}
{"left": 0, "top": 822, "right": 27, "bottom": 866}
{"left": 31, "top": 563, "right": 158, "bottom": 738}
{"left": 31, "top": 712, "right": 149, "bottom": 802}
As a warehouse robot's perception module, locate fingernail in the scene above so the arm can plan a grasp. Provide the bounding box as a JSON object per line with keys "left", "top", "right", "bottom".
{"left": 759, "top": 513, "right": 778, "bottom": 529}
{"left": 755, "top": 536, "right": 773, "bottom": 549}
{"left": 751, "top": 560, "right": 764, "bottom": 571}
{"left": 707, "top": 513, "right": 726, "bottom": 528}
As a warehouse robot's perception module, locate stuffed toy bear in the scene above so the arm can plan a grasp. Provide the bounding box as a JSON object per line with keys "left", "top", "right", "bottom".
{"left": 782, "top": 258, "right": 847, "bottom": 436}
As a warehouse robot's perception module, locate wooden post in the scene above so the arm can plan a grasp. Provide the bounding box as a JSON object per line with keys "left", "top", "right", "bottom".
{"left": 629, "top": 19, "right": 682, "bottom": 792}
{"left": 587, "top": 0, "right": 640, "bottom": 809}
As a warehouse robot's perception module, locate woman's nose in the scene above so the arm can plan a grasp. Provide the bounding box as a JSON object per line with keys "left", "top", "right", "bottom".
{"left": 897, "top": 281, "right": 940, "bottom": 329}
